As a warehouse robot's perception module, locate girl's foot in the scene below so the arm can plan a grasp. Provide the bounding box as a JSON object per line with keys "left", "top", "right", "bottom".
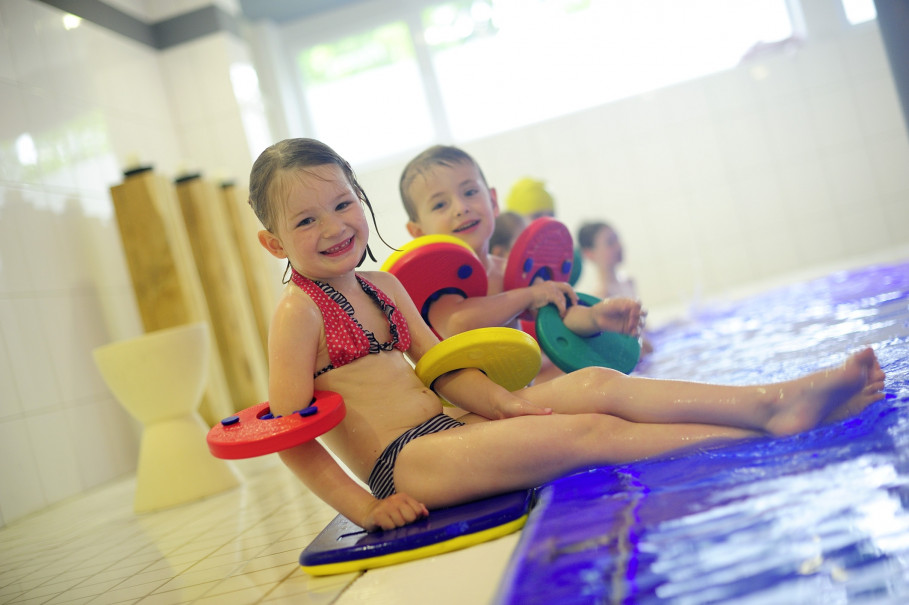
{"left": 765, "top": 348, "right": 885, "bottom": 436}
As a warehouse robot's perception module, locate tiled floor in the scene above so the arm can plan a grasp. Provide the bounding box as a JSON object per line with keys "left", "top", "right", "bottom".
{"left": 0, "top": 457, "right": 519, "bottom": 604}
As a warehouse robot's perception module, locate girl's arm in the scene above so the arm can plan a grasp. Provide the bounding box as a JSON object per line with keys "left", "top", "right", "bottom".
{"left": 266, "top": 287, "right": 426, "bottom": 530}
{"left": 279, "top": 440, "right": 427, "bottom": 531}
{"left": 427, "top": 280, "right": 579, "bottom": 338}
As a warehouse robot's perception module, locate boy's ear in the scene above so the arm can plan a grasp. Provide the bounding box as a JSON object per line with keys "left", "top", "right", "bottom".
{"left": 489, "top": 186, "right": 500, "bottom": 216}
{"left": 258, "top": 229, "right": 288, "bottom": 260}
{"left": 406, "top": 221, "right": 425, "bottom": 239}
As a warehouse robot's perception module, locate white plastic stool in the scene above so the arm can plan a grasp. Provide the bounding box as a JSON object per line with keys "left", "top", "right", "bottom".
{"left": 93, "top": 322, "right": 241, "bottom": 512}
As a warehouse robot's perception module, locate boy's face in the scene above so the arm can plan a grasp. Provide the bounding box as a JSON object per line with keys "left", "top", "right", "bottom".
{"left": 405, "top": 160, "right": 498, "bottom": 256}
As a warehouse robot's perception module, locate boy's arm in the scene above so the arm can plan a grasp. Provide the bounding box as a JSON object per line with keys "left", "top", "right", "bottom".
{"left": 427, "top": 280, "right": 578, "bottom": 338}
{"left": 562, "top": 297, "right": 644, "bottom": 337}
{"left": 371, "top": 272, "right": 550, "bottom": 419}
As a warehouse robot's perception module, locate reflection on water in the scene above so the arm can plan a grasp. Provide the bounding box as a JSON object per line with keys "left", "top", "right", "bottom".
{"left": 498, "top": 261, "right": 909, "bottom": 604}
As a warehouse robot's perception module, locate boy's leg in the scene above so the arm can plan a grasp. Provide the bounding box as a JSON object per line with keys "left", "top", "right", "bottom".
{"left": 393, "top": 413, "right": 757, "bottom": 510}
{"left": 519, "top": 348, "right": 884, "bottom": 436}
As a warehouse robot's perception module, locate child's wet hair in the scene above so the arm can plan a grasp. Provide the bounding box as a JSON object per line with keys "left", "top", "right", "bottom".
{"left": 577, "top": 221, "right": 613, "bottom": 251}
{"left": 398, "top": 145, "right": 489, "bottom": 222}
{"left": 248, "top": 138, "right": 394, "bottom": 274}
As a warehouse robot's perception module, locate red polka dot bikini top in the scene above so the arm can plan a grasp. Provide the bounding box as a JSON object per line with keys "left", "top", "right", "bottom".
{"left": 291, "top": 269, "right": 411, "bottom": 378}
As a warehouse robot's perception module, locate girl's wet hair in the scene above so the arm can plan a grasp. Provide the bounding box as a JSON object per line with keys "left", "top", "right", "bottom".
{"left": 248, "top": 138, "right": 394, "bottom": 277}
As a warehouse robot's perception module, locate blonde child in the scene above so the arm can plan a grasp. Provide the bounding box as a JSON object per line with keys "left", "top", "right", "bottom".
{"left": 399, "top": 145, "right": 640, "bottom": 344}
{"left": 251, "top": 138, "right": 885, "bottom": 532}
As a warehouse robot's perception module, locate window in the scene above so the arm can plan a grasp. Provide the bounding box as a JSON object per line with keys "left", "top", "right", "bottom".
{"left": 287, "top": 0, "right": 795, "bottom": 162}
{"left": 422, "top": 0, "right": 793, "bottom": 140}
{"left": 842, "top": 0, "right": 876, "bottom": 24}
{"left": 296, "top": 22, "right": 436, "bottom": 165}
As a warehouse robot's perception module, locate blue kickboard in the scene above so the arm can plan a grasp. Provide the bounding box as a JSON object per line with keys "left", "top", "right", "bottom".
{"left": 300, "top": 489, "right": 535, "bottom": 569}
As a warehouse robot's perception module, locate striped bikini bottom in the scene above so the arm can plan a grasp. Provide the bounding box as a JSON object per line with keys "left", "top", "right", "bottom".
{"left": 367, "top": 414, "right": 465, "bottom": 499}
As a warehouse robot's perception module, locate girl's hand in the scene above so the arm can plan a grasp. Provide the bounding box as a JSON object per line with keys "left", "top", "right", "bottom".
{"left": 526, "top": 281, "right": 577, "bottom": 315}
{"left": 361, "top": 494, "right": 429, "bottom": 531}
{"left": 490, "top": 391, "right": 552, "bottom": 419}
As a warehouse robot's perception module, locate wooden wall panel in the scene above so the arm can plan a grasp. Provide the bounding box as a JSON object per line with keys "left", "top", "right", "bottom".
{"left": 109, "top": 169, "right": 234, "bottom": 424}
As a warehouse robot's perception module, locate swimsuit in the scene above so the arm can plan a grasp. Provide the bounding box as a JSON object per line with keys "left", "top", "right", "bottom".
{"left": 368, "top": 414, "right": 465, "bottom": 499}
{"left": 291, "top": 269, "right": 454, "bottom": 499}
{"left": 291, "top": 269, "right": 411, "bottom": 378}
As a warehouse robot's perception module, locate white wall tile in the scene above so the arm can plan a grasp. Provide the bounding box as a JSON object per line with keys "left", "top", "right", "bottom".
{"left": 0, "top": 5, "right": 17, "bottom": 82}
{"left": 838, "top": 203, "right": 893, "bottom": 256}
{"left": 0, "top": 187, "right": 37, "bottom": 295}
{"left": 0, "top": 298, "right": 64, "bottom": 412}
{"left": 68, "top": 397, "right": 139, "bottom": 489}
{"left": 763, "top": 94, "right": 817, "bottom": 161}
{"left": 0, "top": 417, "right": 47, "bottom": 521}
{"left": 37, "top": 293, "right": 111, "bottom": 403}
{"left": 774, "top": 157, "right": 833, "bottom": 220}
{"left": 792, "top": 214, "right": 848, "bottom": 266}
{"left": 881, "top": 191, "right": 909, "bottom": 245}
{"left": 0, "top": 329, "right": 22, "bottom": 420}
{"left": 807, "top": 86, "right": 864, "bottom": 149}
{"left": 866, "top": 133, "right": 909, "bottom": 196}
{"left": 852, "top": 75, "right": 907, "bottom": 138}
{"left": 2, "top": 0, "right": 45, "bottom": 90}
{"left": 26, "top": 408, "right": 84, "bottom": 504}
{"left": 819, "top": 143, "right": 878, "bottom": 210}
{"left": 841, "top": 23, "right": 891, "bottom": 81}
{"left": 795, "top": 40, "right": 849, "bottom": 91}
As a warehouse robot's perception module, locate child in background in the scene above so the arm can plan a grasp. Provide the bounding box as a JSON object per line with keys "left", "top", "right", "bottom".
{"left": 490, "top": 211, "right": 528, "bottom": 258}
{"left": 505, "top": 177, "right": 556, "bottom": 220}
{"left": 250, "top": 137, "right": 885, "bottom": 532}
{"left": 399, "top": 145, "right": 641, "bottom": 342}
{"left": 576, "top": 221, "right": 636, "bottom": 300}
{"left": 577, "top": 220, "right": 653, "bottom": 354}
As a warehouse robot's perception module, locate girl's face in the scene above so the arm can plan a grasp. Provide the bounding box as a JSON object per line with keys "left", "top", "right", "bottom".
{"left": 258, "top": 164, "right": 369, "bottom": 281}
{"left": 589, "top": 226, "right": 623, "bottom": 268}
{"left": 405, "top": 160, "right": 498, "bottom": 256}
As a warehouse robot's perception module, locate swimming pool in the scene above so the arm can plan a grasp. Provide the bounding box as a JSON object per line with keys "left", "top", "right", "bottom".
{"left": 497, "top": 260, "right": 909, "bottom": 604}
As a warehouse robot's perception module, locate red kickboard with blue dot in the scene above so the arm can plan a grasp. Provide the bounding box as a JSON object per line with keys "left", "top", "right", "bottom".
{"left": 206, "top": 391, "right": 346, "bottom": 459}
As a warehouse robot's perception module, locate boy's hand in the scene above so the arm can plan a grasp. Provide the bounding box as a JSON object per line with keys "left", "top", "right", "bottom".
{"left": 361, "top": 494, "right": 429, "bottom": 531}
{"left": 527, "top": 280, "right": 577, "bottom": 315}
{"left": 589, "top": 297, "right": 645, "bottom": 336}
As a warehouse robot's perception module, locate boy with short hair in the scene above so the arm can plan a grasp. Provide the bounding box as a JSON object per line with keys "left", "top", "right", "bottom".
{"left": 399, "top": 145, "right": 641, "bottom": 352}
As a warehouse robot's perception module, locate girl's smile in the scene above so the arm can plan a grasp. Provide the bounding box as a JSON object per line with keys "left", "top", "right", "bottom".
{"left": 322, "top": 236, "right": 356, "bottom": 257}
{"left": 258, "top": 163, "right": 370, "bottom": 282}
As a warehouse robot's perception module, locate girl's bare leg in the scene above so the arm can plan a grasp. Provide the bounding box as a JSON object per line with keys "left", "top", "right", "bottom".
{"left": 394, "top": 413, "right": 759, "bottom": 510}
{"left": 521, "top": 348, "right": 885, "bottom": 436}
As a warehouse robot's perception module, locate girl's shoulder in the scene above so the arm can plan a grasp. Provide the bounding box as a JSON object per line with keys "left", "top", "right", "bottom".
{"left": 357, "top": 269, "right": 396, "bottom": 290}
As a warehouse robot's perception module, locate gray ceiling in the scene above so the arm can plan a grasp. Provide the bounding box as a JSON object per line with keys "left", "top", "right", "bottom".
{"left": 237, "top": 0, "right": 365, "bottom": 23}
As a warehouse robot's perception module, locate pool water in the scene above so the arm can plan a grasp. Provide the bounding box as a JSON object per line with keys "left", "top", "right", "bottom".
{"left": 497, "top": 261, "right": 909, "bottom": 604}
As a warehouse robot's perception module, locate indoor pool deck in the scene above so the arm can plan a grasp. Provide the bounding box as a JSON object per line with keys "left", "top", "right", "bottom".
{"left": 1, "top": 255, "right": 908, "bottom": 605}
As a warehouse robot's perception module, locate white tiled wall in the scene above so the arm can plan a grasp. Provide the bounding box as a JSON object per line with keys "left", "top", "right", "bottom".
{"left": 1, "top": 0, "right": 907, "bottom": 531}
{"left": 0, "top": 0, "right": 264, "bottom": 527}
